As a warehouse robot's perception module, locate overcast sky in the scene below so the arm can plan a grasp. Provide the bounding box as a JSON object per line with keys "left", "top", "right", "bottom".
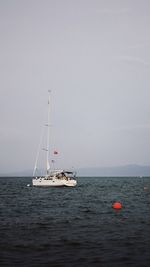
{"left": 0, "top": 0, "right": 150, "bottom": 174}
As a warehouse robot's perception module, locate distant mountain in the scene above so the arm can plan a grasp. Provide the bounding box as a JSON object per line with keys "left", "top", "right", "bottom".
{"left": 77, "top": 164, "right": 150, "bottom": 177}
{"left": 1, "top": 164, "right": 150, "bottom": 177}
{"left": 0, "top": 169, "right": 33, "bottom": 177}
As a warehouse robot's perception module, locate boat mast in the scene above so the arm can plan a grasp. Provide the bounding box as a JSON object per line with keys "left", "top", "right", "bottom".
{"left": 46, "top": 90, "right": 51, "bottom": 175}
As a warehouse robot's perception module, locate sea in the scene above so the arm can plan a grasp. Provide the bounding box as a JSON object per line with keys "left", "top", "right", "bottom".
{"left": 0, "top": 176, "right": 150, "bottom": 267}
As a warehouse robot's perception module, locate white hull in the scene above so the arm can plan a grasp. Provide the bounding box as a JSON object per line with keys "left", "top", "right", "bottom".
{"left": 32, "top": 177, "right": 77, "bottom": 187}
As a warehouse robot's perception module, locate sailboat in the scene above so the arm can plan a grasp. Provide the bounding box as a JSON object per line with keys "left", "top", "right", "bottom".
{"left": 32, "top": 91, "right": 77, "bottom": 187}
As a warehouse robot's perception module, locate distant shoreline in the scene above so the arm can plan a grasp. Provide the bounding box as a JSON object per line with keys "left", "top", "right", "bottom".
{"left": 1, "top": 164, "right": 150, "bottom": 177}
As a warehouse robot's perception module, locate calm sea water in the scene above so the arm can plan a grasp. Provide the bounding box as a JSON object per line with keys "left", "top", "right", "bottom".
{"left": 0, "top": 177, "right": 150, "bottom": 267}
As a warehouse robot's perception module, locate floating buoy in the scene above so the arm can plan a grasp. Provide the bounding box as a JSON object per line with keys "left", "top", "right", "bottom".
{"left": 27, "top": 184, "right": 30, "bottom": 187}
{"left": 113, "top": 202, "right": 122, "bottom": 210}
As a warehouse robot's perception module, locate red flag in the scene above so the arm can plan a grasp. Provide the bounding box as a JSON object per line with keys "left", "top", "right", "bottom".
{"left": 54, "top": 150, "right": 58, "bottom": 155}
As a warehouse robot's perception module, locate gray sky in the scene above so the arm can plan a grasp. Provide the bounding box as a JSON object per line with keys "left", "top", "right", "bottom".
{"left": 0, "top": 0, "right": 150, "bottom": 173}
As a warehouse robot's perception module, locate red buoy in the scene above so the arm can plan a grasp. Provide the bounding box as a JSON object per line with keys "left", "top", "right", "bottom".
{"left": 113, "top": 202, "right": 122, "bottom": 210}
